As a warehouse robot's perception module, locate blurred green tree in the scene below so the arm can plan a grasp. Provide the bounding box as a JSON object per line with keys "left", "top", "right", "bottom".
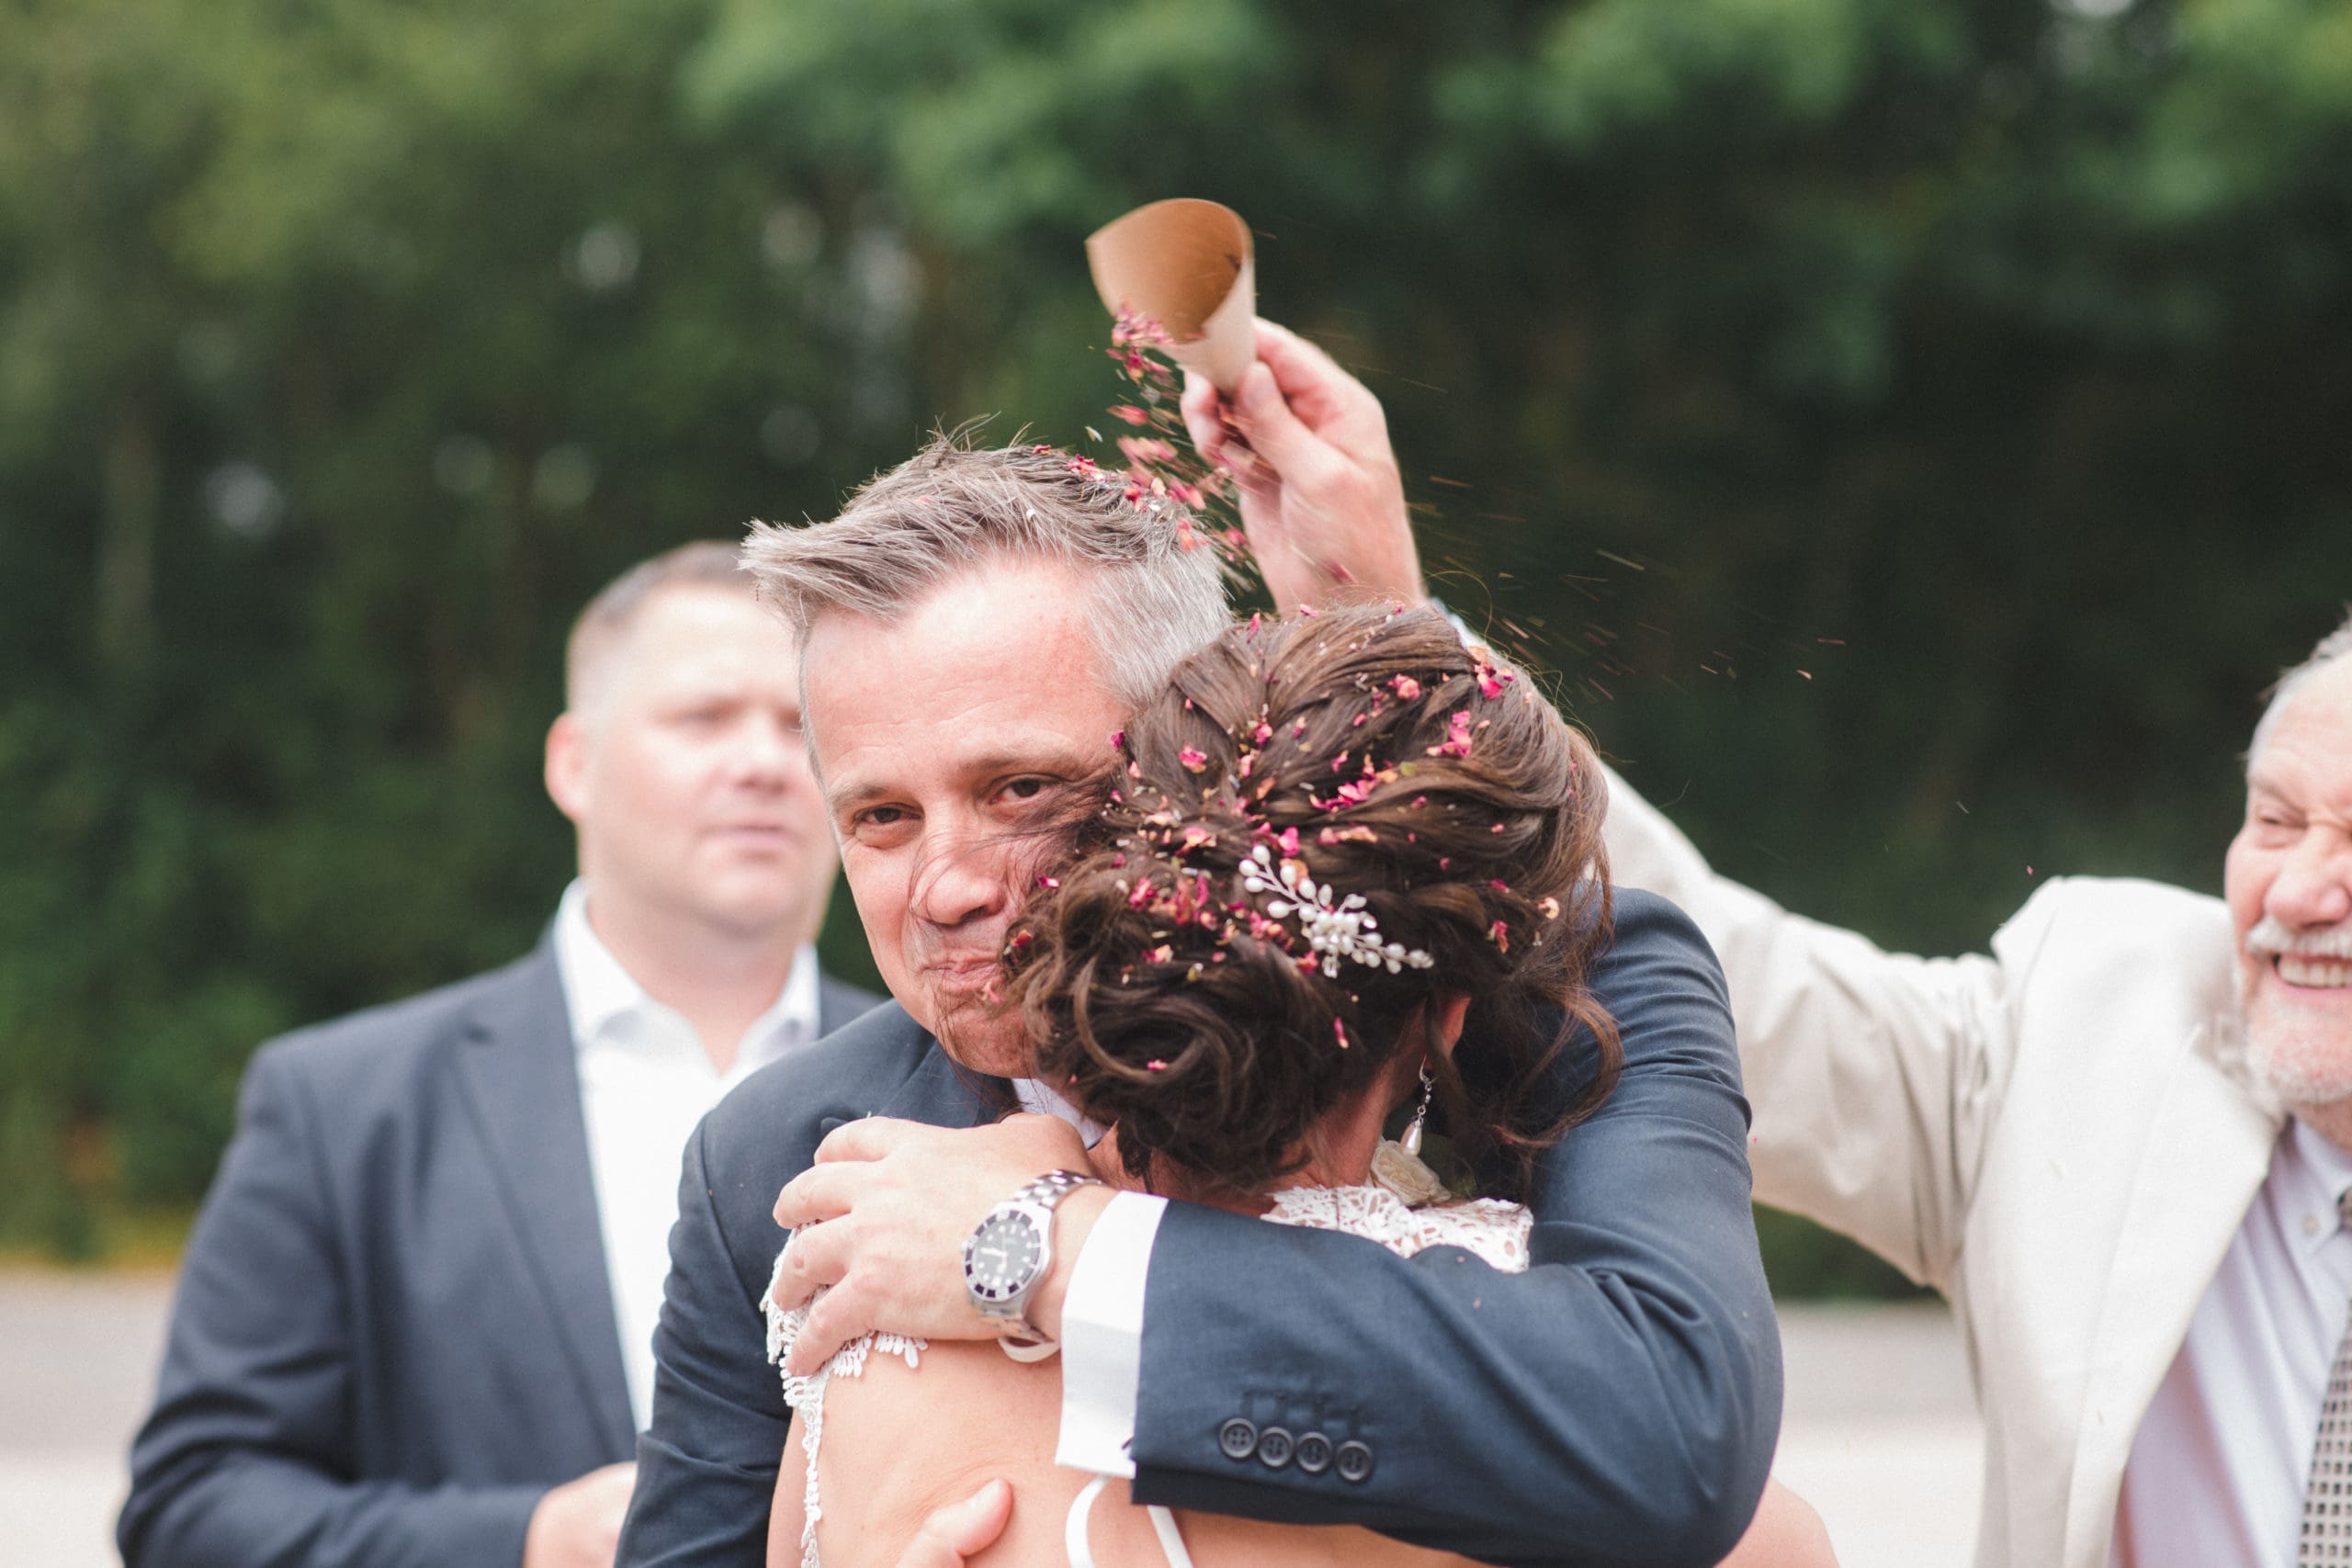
{"left": 3, "top": 0, "right": 2348, "bottom": 1291}
{"left": 0, "top": 0, "right": 913, "bottom": 1249}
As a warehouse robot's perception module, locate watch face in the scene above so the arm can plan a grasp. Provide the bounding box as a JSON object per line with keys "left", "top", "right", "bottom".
{"left": 964, "top": 1211, "right": 1045, "bottom": 1303}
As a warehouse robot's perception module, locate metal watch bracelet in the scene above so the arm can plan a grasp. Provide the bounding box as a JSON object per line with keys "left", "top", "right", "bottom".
{"left": 964, "top": 1168, "right": 1102, "bottom": 1356}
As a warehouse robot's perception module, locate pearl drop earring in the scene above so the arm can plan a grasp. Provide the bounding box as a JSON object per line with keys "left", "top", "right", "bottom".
{"left": 1401, "top": 1065, "right": 1435, "bottom": 1156}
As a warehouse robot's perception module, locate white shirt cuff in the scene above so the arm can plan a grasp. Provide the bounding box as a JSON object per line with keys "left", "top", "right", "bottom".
{"left": 1054, "top": 1189, "right": 1168, "bottom": 1478}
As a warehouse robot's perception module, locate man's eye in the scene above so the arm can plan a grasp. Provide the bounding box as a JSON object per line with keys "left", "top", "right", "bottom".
{"left": 862, "top": 806, "right": 907, "bottom": 828}
{"left": 1003, "top": 778, "right": 1049, "bottom": 802}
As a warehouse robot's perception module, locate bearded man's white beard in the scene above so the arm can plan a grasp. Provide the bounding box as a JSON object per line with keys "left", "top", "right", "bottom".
{"left": 2249, "top": 1009, "right": 2352, "bottom": 1107}
{"left": 2243, "top": 915, "right": 2352, "bottom": 1108}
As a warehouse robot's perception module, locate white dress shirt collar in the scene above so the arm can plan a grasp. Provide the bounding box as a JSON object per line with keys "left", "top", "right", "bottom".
{"left": 2287, "top": 1117, "right": 2352, "bottom": 1258}
{"left": 1014, "top": 1074, "right": 1108, "bottom": 1148}
{"left": 552, "top": 878, "right": 820, "bottom": 1072}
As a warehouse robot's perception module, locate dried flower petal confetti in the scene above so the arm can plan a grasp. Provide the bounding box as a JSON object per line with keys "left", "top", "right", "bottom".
{"left": 1427, "top": 710, "right": 1475, "bottom": 759}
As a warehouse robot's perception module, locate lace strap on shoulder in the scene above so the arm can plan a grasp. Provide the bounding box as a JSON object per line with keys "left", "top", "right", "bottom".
{"left": 763, "top": 1239, "right": 931, "bottom": 1568}
{"left": 763, "top": 1249, "right": 795, "bottom": 1369}
{"left": 1261, "top": 1180, "right": 1533, "bottom": 1271}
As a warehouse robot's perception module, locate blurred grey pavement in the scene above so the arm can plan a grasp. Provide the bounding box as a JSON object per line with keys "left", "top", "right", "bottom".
{"left": 0, "top": 1271, "right": 1982, "bottom": 1567}
{"left": 2, "top": 1269, "right": 172, "bottom": 1568}
{"left": 1773, "top": 1302, "right": 1984, "bottom": 1568}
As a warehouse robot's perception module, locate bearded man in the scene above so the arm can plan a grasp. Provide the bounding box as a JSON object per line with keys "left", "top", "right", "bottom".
{"left": 1602, "top": 617, "right": 2352, "bottom": 1568}
{"left": 616, "top": 326, "right": 1781, "bottom": 1566}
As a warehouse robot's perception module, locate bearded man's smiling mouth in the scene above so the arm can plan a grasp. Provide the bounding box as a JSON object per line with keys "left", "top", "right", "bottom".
{"left": 2275, "top": 953, "right": 2352, "bottom": 990}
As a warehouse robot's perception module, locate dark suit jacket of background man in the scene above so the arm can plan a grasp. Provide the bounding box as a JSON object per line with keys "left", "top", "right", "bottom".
{"left": 617, "top": 888, "right": 1781, "bottom": 1568}
{"left": 119, "top": 940, "right": 878, "bottom": 1568}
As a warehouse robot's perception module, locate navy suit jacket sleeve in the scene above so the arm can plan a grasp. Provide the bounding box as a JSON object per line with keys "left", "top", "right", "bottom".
{"left": 1127, "top": 889, "right": 1782, "bottom": 1567}
{"left": 119, "top": 1043, "right": 542, "bottom": 1568}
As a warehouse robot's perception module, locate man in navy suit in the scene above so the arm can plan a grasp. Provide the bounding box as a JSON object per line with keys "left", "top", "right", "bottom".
{"left": 618, "top": 325, "right": 1781, "bottom": 1567}
{"left": 120, "top": 543, "right": 880, "bottom": 1568}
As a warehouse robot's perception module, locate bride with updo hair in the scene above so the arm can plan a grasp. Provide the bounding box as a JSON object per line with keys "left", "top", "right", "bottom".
{"left": 764, "top": 604, "right": 1832, "bottom": 1567}
{"left": 1014, "top": 602, "right": 1616, "bottom": 1214}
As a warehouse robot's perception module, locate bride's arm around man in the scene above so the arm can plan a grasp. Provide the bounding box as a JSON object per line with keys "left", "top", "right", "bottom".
{"left": 616, "top": 324, "right": 1785, "bottom": 1566}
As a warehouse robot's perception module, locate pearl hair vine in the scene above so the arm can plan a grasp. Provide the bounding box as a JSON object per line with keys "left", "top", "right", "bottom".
{"left": 1238, "top": 843, "right": 1435, "bottom": 979}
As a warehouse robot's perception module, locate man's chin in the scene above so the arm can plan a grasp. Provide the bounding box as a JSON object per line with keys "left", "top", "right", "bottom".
{"left": 2245, "top": 998, "right": 2352, "bottom": 1111}
{"left": 925, "top": 992, "right": 1028, "bottom": 1078}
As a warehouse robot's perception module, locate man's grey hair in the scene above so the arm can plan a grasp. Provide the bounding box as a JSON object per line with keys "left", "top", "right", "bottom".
{"left": 741, "top": 434, "right": 1230, "bottom": 711}
{"left": 566, "top": 540, "right": 752, "bottom": 711}
{"left": 2251, "top": 607, "right": 2352, "bottom": 767}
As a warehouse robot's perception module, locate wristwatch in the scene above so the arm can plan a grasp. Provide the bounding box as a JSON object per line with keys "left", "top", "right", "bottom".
{"left": 962, "top": 1169, "right": 1101, "bottom": 1348}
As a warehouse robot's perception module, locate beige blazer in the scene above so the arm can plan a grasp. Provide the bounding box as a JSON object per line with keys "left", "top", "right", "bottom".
{"left": 1601, "top": 765, "right": 2283, "bottom": 1568}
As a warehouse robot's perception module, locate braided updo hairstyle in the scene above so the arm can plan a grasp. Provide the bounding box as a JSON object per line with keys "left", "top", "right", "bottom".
{"left": 1002, "top": 604, "right": 1620, "bottom": 1201}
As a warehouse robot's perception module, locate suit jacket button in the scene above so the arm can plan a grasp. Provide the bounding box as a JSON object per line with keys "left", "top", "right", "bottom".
{"left": 1218, "top": 1418, "right": 1259, "bottom": 1461}
{"left": 1256, "top": 1426, "right": 1295, "bottom": 1469}
{"left": 1294, "top": 1431, "right": 1333, "bottom": 1474}
{"left": 1334, "top": 1439, "right": 1374, "bottom": 1483}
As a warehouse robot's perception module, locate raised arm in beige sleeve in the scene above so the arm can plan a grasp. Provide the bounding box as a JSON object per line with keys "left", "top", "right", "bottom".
{"left": 1599, "top": 761, "right": 2021, "bottom": 1291}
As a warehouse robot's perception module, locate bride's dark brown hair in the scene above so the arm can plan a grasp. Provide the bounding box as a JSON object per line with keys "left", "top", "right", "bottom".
{"left": 1002, "top": 604, "right": 1620, "bottom": 1201}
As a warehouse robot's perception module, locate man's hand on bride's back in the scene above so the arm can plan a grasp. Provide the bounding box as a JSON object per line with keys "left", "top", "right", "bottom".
{"left": 769, "top": 1114, "right": 1105, "bottom": 1379}
{"left": 1178, "top": 319, "right": 1422, "bottom": 615}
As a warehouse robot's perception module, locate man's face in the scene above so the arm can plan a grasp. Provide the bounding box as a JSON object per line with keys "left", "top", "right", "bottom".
{"left": 2227, "top": 657, "right": 2352, "bottom": 1107}
{"left": 802, "top": 557, "right": 1127, "bottom": 1076}
{"left": 547, "top": 586, "right": 836, "bottom": 948}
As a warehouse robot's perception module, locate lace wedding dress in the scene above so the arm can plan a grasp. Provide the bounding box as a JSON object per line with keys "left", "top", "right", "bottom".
{"left": 763, "top": 1141, "right": 1532, "bottom": 1568}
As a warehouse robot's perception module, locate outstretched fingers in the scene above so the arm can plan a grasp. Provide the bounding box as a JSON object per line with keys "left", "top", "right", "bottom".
{"left": 785, "top": 1269, "right": 878, "bottom": 1378}
{"left": 1231, "top": 360, "right": 1342, "bottom": 493}
{"left": 1252, "top": 319, "right": 1386, "bottom": 443}
{"left": 813, "top": 1115, "right": 927, "bottom": 1165}
{"left": 1180, "top": 371, "right": 1229, "bottom": 466}
{"left": 774, "top": 1159, "right": 862, "bottom": 1231}
{"left": 769, "top": 1211, "right": 852, "bottom": 1314}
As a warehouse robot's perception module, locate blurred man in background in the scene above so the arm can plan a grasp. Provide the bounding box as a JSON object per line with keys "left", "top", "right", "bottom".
{"left": 119, "top": 543, "right": 878, "bottom": 1568}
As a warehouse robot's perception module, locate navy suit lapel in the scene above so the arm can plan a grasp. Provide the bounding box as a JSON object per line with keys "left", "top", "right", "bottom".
{"left": 815, "top": 973, "right": 883, "bottom": 1039}
{"left": 883, "top": 1044, "right": 1009, "bottom": 1129}
{"left": 450, "top": 943, "right": 637, "bottom": 1461}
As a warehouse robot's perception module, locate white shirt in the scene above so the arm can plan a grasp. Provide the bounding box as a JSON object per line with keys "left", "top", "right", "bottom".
{"left": 1007, "top": 1079, "right": 1166, "bottom": 1478}
{"left": 2113, "top": 1118, "right": 2352, "bottom": 1566}
{"left": 553, "top": 880, "right": 822, "bottom": 1430}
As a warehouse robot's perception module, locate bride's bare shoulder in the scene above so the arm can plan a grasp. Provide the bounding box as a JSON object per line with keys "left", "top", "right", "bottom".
{"left": 808, "top": 1340, "right": 1071, "bottom": 1566}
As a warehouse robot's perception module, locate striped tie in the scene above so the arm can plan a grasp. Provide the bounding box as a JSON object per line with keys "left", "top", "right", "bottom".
{"left": 2302, "top": 1189, "right": 2352, "bottom": 1565}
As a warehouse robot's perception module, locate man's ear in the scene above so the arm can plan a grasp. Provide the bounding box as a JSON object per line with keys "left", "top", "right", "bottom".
{"left": 544, "top": 711, "right": 592, "bottom": 827}
{"left": 1430, "top": 992, "right": 1473, "bottom": 1058}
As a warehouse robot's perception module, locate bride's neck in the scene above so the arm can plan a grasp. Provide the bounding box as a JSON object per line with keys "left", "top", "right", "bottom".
{"left": 1082, "top": 1070, "right": 1408, "bottom": 1213}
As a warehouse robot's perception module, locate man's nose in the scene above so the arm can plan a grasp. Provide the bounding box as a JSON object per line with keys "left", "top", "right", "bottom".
{"left": 909, "top": 832, "right": 1010, "bottom": 931}
{"left": 2269, "top": 830, "right": 2352, "bottom": 931}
